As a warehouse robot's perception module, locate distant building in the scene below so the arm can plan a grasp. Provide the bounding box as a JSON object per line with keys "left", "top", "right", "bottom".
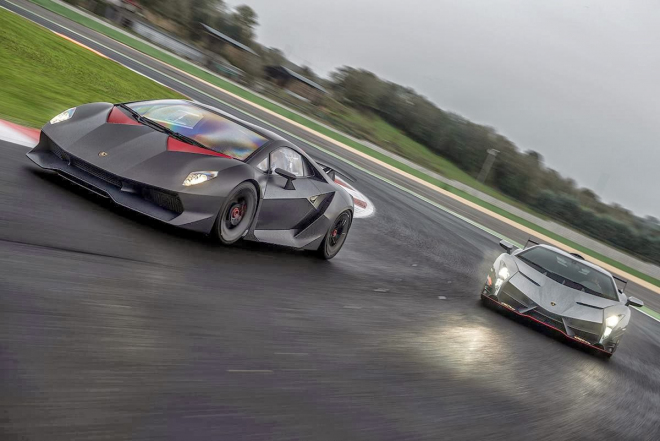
{"left": 264, "top": 65, "right": 327, "bottom": 104}
{"left": 200, "top": 24, "right": 260, "bottom": 82}
{"left": 104, "top": 0, "right": 142, "bottom": 26}
{"left": 201, "top": 23, "right": 259, "bottom": 60}
{"left": 106, "top": 0, "right": 141, "bottom": 12}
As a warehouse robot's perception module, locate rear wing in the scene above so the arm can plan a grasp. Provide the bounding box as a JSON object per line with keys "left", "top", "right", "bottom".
{"left": 319, "top": 163, "right": 336, "bottom": 181}
{"left": 524, "top": 239, "right": 540, "bottom": 249}
{"left": 613, "top": 275, "right": 628, "bottom": 293}
{"left": 313, "top": 159, "right": 356, "bottom": 183}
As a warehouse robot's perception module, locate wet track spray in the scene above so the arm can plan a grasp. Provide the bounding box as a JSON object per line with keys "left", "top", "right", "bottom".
{"left": 1, "top": 1, "right": 660, "bottom": 439}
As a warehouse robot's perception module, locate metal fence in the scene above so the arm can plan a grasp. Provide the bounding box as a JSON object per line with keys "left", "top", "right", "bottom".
{"left": 129, "top": 20, "right": 206, "bottom": 64}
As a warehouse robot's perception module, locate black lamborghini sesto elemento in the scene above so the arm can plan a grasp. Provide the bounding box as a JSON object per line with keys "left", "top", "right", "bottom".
{"left": 27, "top": 100, "right": 354, "bottom": 259}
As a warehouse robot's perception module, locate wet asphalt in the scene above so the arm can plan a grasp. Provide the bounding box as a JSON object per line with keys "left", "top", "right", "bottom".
{"left": 1, "top": 1, "right": 660, "bottom": 439}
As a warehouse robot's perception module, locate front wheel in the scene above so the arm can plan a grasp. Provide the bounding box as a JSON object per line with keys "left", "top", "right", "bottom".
{"left": 317, "top": 210, "right": 352, "bottom": 260}
{"left": 214, "top": 182, "right": 258, "bottom": 245}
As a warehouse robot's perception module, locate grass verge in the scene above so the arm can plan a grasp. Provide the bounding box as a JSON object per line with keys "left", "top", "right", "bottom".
{"left": 0, "top": 6, "right": 183, "bottom": 127}
{"left": 18, "top": 0, "right": 660, "bottom": 287}
{"left": 639, "top": 306, "right": 660, "bottom": 322}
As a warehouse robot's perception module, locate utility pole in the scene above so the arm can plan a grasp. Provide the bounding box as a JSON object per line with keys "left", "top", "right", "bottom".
{"left": 477, "top": 149, "right": 499, "bottom": 183}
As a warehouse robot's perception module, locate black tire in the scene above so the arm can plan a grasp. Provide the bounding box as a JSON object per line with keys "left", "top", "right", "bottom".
{"left": 214, "top": 182, "right": 258, "bottom": 245}
{"left": 317, "top": 210, "right": 352, "bottom": 260}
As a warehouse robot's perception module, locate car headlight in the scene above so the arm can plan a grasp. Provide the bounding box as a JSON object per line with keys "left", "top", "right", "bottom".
{"left": 605, "top": 314, "right": 622, "bottom": 328}
{"left": 493, "top": 266, "right": 510, "bottom": 290}
{"left": 603, "top": 314, "right": 623, "bottom": 339}
{"left": 183, "top": 171, "right": 218, "bottom": 186}
{"left": 50, "top": 108, "right": 76, "bottom": 124}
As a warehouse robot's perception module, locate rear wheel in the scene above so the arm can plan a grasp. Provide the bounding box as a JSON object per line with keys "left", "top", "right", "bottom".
{"left": 214, "top": 182, "right": 258, "bottom": 245}
{"left": 317, "top": 210, "right": 352, "bottom": 260}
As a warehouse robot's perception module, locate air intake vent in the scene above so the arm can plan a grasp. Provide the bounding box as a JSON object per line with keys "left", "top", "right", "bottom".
{"left": 141, "top": 187, "right": 184, "bottom": 214}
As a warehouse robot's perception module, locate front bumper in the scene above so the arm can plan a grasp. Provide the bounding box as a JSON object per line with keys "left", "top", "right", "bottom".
{"left": 26, "top": 135, "right": 219, "bottom": 233}
{"left": 481, "top": 284, "right": 617, "bottom": 355}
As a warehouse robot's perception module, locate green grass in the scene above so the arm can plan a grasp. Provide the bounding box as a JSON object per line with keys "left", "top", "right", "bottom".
{"left": 17, "top": 0, "right": 660, "bottom": 288}
{"left": 638, "top": 306, "right": 660, "bottom": 321}
{"left": 0, "top": 7, "right": 183, "bottom": 127}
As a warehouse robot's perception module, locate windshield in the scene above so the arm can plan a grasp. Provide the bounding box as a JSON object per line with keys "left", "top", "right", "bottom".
{"left": 517, "top": 247, "right": 618, "bottom": 301}
{"left": 127, "top": 100, "right": 269, "bottom": 160}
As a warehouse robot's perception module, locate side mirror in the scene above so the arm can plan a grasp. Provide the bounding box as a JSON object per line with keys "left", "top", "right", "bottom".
{"left": 274, "top": 168, "right": 296, "bottom": 190}
{"left": 499, "top": 240, "right": 515, "bottom": 254}
{"left": 627, "top": 296, "right": 644, "bottom": 308}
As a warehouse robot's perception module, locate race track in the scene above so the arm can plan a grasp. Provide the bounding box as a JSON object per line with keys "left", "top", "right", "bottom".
{"left": 1, "top": 1, "right": 660, "bottom": 440}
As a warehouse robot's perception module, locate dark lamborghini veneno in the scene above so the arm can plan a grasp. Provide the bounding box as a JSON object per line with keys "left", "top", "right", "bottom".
{"left": 27, "top": 100, "right": 354, "bottom": 259}
{"left": 481, "top": 240, "right": 644, "bottom": 357}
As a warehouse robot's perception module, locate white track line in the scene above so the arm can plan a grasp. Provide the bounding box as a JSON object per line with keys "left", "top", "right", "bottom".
{"left": 633, "top": 307, "right": 660, "bottom": 324}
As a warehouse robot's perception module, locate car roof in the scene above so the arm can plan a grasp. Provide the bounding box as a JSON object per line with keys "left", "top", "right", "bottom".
{"left": 520, "top": 244, "right": 614, "bottom": 278}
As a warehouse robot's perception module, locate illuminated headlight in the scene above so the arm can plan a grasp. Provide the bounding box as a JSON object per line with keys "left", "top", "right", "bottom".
{"left": 605, "top": 315, "right": 621, "bottom": 328}
{"left": 50, "top": 108, "right": 76, "bottom": 124}
{"left": 493, "top": 266, "right": 510, "bottom": 291}
{"left": 183, "top": 171, "right": 218, "bottom": 186}
{"left": 603, "top": 327, "right": 613, "bottom": 338}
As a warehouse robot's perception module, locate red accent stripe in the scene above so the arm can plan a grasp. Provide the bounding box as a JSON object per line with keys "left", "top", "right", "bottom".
{"left": 334, "top": 179, "right": 348, "bottom": 188}
{"left": 352, "top": 197, "right": 367, "bottom": 209}
{"left": 107, "top": 107, "right": 141, "bottom": 125}
{"left": 167, "top": 137, "right": 232, "bottom": 158}
{"left": 482, "top": 295, "right": 610, "bottom": 354}
{"left": 0, "top": 119, "right": 40, "bottom": 141}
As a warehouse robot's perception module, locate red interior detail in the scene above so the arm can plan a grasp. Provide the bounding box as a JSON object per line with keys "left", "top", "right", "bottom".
{"left": 107, "top": 107, "right": 141, "bottom": 125}
{"left": 167, "top": 137, "right": 232, "bottom": 158}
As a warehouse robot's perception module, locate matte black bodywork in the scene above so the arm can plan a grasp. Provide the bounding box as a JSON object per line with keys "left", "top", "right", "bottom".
{"left": 26, "top": 101, "right": 354, "bottom": 251}
{"left": 481, "top": 243, "right": 642, "bottom": 356}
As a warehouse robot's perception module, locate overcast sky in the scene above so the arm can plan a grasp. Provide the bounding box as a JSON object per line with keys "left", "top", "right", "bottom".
{"left": 228, "top": 0, "right": 659, "bottom": 217}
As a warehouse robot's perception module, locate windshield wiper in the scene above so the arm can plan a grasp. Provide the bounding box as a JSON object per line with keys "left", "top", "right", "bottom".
{"left": 169, "top": 132, "right": 209, "bottom": 150}
{"left": 115, "top": 103, "right": 212, "bottom": 151}
{"left": 116, "top": 103, "right": 144, "bottom": 122}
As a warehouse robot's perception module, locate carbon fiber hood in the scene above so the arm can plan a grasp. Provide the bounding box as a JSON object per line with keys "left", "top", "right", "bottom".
{"left": 507, "top": 258, "right": 620, "bottom": 324}
{"left": 42, "top": 103, "right": 241, "bottom": 189}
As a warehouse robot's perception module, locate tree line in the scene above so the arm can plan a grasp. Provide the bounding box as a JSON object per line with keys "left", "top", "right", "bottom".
{"left": 330, "top": 67, "right": 660, "bottom": 265}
